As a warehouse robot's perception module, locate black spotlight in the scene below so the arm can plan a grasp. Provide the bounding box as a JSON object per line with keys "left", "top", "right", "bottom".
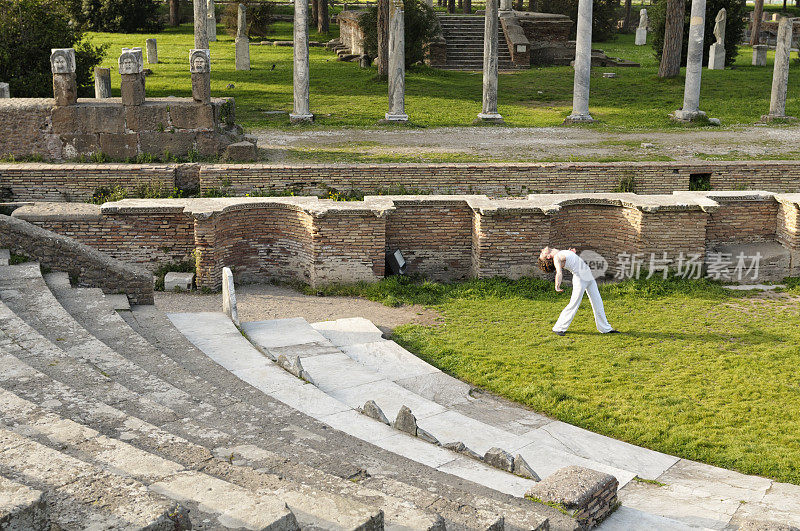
{"left": 386, "top": 250, "right": 407, "bottom": 276}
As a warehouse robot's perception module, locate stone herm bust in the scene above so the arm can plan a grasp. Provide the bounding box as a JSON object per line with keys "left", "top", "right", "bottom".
{"left": 118, "top": 52, "right": 140, "bottom": 75}
{"left": 50, "top": 49, "right": 76, "bottom": 74}
{"left": 190, "top": 49, "right": 211, "bottom": 73}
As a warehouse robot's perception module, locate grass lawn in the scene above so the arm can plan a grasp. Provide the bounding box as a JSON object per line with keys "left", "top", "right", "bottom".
{"left": 86, "top": 23, "right": 800, "bottom": 131}
{"left": 312, "top": 276, "right": 800, "bottom": 484}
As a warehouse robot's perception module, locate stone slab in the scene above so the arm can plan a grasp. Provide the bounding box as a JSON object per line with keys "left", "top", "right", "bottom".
{"left": 395, "top": 372, "right": 473, "bottom": 407}
{"left": 164, "top": 272, "right": 194, "bottom": 291}
{"left": 103, "top": 294, "right": 131, "bottom": 311}
{"left": 0, "top": 474, "right": 46, "bottom": 531}
{"left": 299, "top": 353, "right": 386, "bottom": 392}
{"left": 599, "top": 506, "right": 702, "bottom": 530}
{"left": 232, "top": 363, "right": 305, "bottom": 394}
{"left": 266, "top": 382, "right": 352, "bottom": 420}
{"left": 339, "top": 340, "right": 440, "bottom": 381}
{"left": 416, "top": 410, "right": 530, "bottom": 455}
{"left": 372, "top": 433, "right": 457, "bottom": 469}
{"left": 243, "top": 318, "right": 329, "bottom": 349}
{"left": 436, "top": 456, "right": 535, "bottom": 497}
{"left": 318, "top": 409, "right": 400, "bottom": 444}
{"left": 311, "top": 317, "right": 385, "bottom": 346}
{"left": 328, "top": 379, "right": 447, "bottom": 420}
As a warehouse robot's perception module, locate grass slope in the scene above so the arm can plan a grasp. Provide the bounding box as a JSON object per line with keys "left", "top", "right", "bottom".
{"left": 87, "top": 25, "right": 800, "bottom": 130}
{"left": 312, "top": 276, "right": 800, "bottom": 484}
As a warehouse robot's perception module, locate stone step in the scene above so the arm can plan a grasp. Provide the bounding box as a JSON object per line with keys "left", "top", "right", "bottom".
{"left": 0, "top": 425, "right": 192, "bottom": 530}
{"left": 0, "top": 388, "right": 302, "bottom": 530}
{"left": 176, "top": 313, "right": 557, "bottom": 530}
{"left": 0, "top": 474, "right": 47, "bottom": 530}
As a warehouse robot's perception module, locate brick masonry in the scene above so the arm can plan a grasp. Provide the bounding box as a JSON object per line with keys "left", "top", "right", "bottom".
{"left": 11, "top": 192, "right": 800, "bottom": 290}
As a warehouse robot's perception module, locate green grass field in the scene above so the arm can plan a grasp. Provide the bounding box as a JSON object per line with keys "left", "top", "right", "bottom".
{"left": 311, "top": 276, "right": 800, "bottom": 484}
{"left": 86, "top": 23, "right": 800, "bottom": 131}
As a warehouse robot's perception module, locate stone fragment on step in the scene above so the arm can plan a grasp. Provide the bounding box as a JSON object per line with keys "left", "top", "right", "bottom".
{"left": 277, "top": 354, "right": 312, "bottom": 382}
{"left": 361, "top": 400, "right": 390, "bottom": 425}
{"left": 164, "top": 272, "right": 194, "bottom": 291}
{"left": 483, "top": 447, "right": 514, "bottom": 472}
{"left": 417, "top": 427, "right": 440, "bottom": 446}
{"left": 394, "top": 405, "right": 418, "bottom": 436}
{"left": 443, "top": 441, "right": 482, "bottom": 460}
{"left": 514, "top": 454, "right": 540, "bottom": 481}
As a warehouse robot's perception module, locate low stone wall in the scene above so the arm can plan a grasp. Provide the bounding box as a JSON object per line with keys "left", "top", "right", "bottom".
{"left": 12, "top": 191, "right": 800, "bottom": 290}
{"left": 0, "top": 214, "right": 153, "bottom": 304}
{"left": 338, "top": 10, "right": 367, "bottom": 55}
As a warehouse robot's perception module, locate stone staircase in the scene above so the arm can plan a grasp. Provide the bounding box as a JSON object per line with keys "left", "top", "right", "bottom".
{"left": 437, "top": 14, "right": 520, "bottom": 71}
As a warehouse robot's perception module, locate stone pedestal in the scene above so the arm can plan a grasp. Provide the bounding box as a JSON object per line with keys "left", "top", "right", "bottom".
{"left": 146, "top": 39, "right": 158, "bottom": 64}
{"left": 476, "top": 0, "right": 503, "bottom": 123}
{"left": 94, "top": 68, "right": 111, "bottom": 98}
{"left": 708, "top": 42, "right": 724, "bottom": 70}
{"left": 673, "top": 0, "right": 707, "bottom": 122}
{"left": 753, "top": 45, "right": 768, "bottom": 66}
{"left": 194, "top": 0, "right": 209, "bottom": 49}
{"left": 121, "top": 74, "right": 146, "bottom": 106}
{"left": 635, "top": 28, "right": 647, "bottom": 45}
{"left": 192, "top": 72, "right": 212, "bottom": 104}
{"left": 207, "top": 0, "right": 217, "bottom": 41}
{"left": 763, "top": 17, "right": 795, "bottom": 121}
{"left": 565, "top": 0, "right": 593, "bottom": 123}
{"left": 385, "top": 0, "right": 408, "bottom": 122}
{"left": 53, "top": 73, "right": 77, "bottom": 107}
{"left": 235, "top": 4, "right": 250, "bottom": 71}
{"left": 0, "top": 82, "right": 10, "bottom": 98}
{"left": 291, "top": 0, "right": 313, "bottom": 123}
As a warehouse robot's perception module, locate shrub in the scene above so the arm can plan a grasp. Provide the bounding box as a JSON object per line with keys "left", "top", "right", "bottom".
{"left": 72, "top": 0, "right": 165, "bottom": 33}
{"left": 359, "top": 0, "right": 440, "bottom": 67}
{"left": 650, "top": 0, "right": 746, "bottom": 67}
{"left": 0, "top": 0, "right": 106, "bottom": 98}
{"left": 223, "top": 0, "right": 274, "bottom": 38}
{"left": 539, "top": 0, "right": 621, "bottom": 42}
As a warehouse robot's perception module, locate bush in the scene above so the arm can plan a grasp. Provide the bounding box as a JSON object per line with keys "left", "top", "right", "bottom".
{"left": 222, "top": 0, "right": 274, "bottom": 38}
{"left": 0, "top": 0, "right": 106, "bottom": 98}
{"left": 72, "top": 0, "right": 165, "bottom": 33}
{"left": 539, "top": 0, "right": 621, "bottom": 42}
{"left": 359, "top": 0, "right": 440, "bottom": 67}
{"left": 650, "top": 0, "right": 746, "bottom": 67}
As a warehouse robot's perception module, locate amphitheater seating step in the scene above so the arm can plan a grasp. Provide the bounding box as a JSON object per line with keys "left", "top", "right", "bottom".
{"left": 436, "top": 14, "right": 522, "bottom": 71}
{"left": 0, "top": 474, "right": 47, "bottom": 530}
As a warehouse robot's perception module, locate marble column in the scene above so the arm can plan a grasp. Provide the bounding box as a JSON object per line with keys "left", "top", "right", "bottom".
{"left": 235, "top": 4, "right": 251, "bottom": 71}
{"left": 385, "top": 0, "right": 408, "bottom": 121}
{"left": 291, "top": 0, "right": 313, "bottom": 123}
{"left": 673, "top": 0, "right": 707, "bottom": 121}
{"left": 207, "top": 0, "right": 217, "bottom": 42}
{"left": 763, "top": 17, "right": 795, "bottom": 121}
{"left": 476, "top": 0, "right": 503, "bottom": 123}
{"left": 146, "top": 38, "right": 158, "bottom": 64}
{"left": 565, "top": 0, "right": 593, "bottom": 123}
{"left": 194, "top": 0, "right": 209, "bottom": 49}
{"left": 94, "top": 67, "right": 111, "bottom": 98}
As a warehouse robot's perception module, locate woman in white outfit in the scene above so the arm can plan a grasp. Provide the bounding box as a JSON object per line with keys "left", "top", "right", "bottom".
{"left": 538, "top": 246, "right": 618, "bottom": 336}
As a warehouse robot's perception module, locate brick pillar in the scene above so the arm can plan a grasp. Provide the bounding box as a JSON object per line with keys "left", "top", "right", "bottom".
{"left": 193, "top": 213, "right": 221, "bottom": 291}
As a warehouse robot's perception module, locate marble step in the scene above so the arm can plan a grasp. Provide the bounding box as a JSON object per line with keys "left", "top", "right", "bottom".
{"left": 0, "top": 474, "right": 47, "bottom": 530}
{"left": 0, "top": 336, "right": 393, "bottom": 531}
{"left": 176, "top": 312, "right": 556, "bottom": 530}
{"left": 0, "top": 425, "right": 192, "bottom": 530}
{"left": 0, "top": 388, "right": 305, "bottom": 530}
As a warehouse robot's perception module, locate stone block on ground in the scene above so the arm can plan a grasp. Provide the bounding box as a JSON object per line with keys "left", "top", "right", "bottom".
{"left": 0, "top": 475, "right": 47, "bottom": 530}
{"left": 526, "top": 466, "right": 619, "bottom": 529}
{"left": 708, "top": 42, "right": 725, "bottom": 70}
{"left": 224, "top": 140, "right": 257, "bottom": 161}
{"left": 484, "top": 447, "right": 515, "bottom": 472}
{"left": 394, "top": 405, "right": 418, "bottom": 436}
{"left": 514, "top": 454, "right": 540, "bottom": 481}
{"left": 164, "top": 271, "right": 194, "bottom": 291}
{"left": 362, "top": 400, "right": 390, "bottom": 425}
{"left": 753, "top": 45, "right": 768, "bottom": 66}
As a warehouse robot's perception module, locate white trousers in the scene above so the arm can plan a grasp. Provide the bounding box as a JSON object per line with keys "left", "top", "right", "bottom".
{"left": 553, "top": 276, "right": 613, "bottom": 333}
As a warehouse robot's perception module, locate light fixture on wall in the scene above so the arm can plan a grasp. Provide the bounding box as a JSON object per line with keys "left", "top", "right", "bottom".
{"left": 386, "top": 250, "right": 407, "bottom": 276}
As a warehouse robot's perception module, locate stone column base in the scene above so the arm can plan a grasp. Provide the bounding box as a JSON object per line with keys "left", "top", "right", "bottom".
{"left": 635, "top": 28, "right": 647, "bottom": 46}
{"left": 563, "top": 113, "right": 594, "bottom": 124}
{"left": 382, "top": 112, "right": 409, "bottom": 122}
{"left": 474, "top": 113, "right": 505, "bottom": 124}
{"left": 290, "top": 113, "right": 314, "bottom": 124}
{"left": 671, "top": 109, "right": 706, "bottom": 122}
{"left": 761, "top": 113, "right": 797, "bottom": 123}
{"left": 708, "top": 43, "right": 725, "bottom": 70}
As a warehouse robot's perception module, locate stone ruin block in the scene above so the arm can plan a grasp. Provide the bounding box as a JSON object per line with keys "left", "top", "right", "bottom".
{"left": 526, "top": 466, "right": 619, "bottom": 529}
{"left": 164, "top": 271, "right": 194, "bottom": 291}
{"left": 124, "top": 103, "right": 170, "bottom": 132}
{"left": 99, "top": 133, "right": 139, "bottom": 160}
{"left": 170, "top": 102, "right": 215, "bottom": 130}
{"left": 52, "top": 103, "right": 126, "bottom": 135}
{"left": 139, "top": 131, "right": 196, "bottom": 158}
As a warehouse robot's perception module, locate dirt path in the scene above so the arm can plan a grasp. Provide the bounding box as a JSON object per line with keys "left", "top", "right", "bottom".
{"left": 254, "top": 124, "right": 800, "bottom": 162}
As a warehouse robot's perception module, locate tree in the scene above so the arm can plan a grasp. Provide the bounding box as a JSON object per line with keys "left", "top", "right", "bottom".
{"left": 750, "top": 0, "right": 763, "bottom": 45}
{"left": 622, "top": 0, "right": 634, "bottom": 32}
{"left": 539, "top": 0, "right": 621, "bottom": 42}
{"left": 169, "top": 0, "right": 180, "bottom": 26}
{"left": 0, "top": 0, "right": 105, "bottom": 98}
{"left": 658, "top": 0, "right": 684, "bottom": 77}
{"left": 318, "top": 0, "right": 329, "bottom": 33}
{"left": 311, "top": 0, "right": 319, "bottom": 33}
{"left": 70, "top": 0, "right": 164, "bottom": 33}
{"left": 377, "top": 0, "right": 389, "bottom": 76}
{"left": 360, "top": 0, "right": 440, "bottom": 68}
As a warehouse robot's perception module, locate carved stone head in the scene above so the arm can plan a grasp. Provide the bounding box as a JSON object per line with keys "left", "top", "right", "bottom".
{"left": 50, "top": 49, "right": 76, "bottom": 74}
{"left": 190, "top": 49, "right": 211, "bottom": 73}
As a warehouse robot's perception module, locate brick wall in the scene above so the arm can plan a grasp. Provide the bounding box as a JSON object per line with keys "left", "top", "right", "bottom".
{"left": 706, "top": 199, "right": 778, "bottom": 244}
{"left": 472, "top": 208, "right": 550, "bottom": 279}
{"left": 777, "top": 197, "right": 800, "bottom": 276}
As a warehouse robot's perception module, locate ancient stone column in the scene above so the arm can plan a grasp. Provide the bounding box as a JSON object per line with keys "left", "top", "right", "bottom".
{"left": 190, "top": 49, "right": 212, "bottom": 104}
{"left": 635, "top": 9, "right": 648, "bottom": 45}
{"left": 291, "top": 0, "right": 313, "bottom": 122}
{"left": 119, "top": 48, "right": 146, "bottom": 106}
{"left": 50, "top": 48, "right": 77, "bottom": 106}
{"left": 207, "top": 0, "right": 217, "bottom": 42}
{"left": 0, "top": 83, "right": 9, "bottom": 98}
{"left": 707, "top": 8, "right": 726, "bottom": 70}
{"left": 235, "top": 4, "right": 251, "bottom": 71}
{"left": 385, "top": 0, "right": 408, "bottom": 122}
{"left": 146, "top": 38, "right": 158, "bottom": 64}
{"left": 476, "top": 0, "right": 503, "bottom": 123}
{"left": 499, "top": 0, "right": 512, "bottom": 11}
{"left": 753, "top": 45, "right": 768, "bottom": 66}
{"left": 194, "top": 0, "right": 209, "bottom": 49}
{"left": 94, "top": 67, "right": 112, "bottom": 98}
{"left": 673, "top": 0, "right": 707, "bottom": 121}
{"left": 763, "top": 17, "right": 796, "bottom": 121}
{"left": 565, "top": 0, "right": 593, "bottom": 123}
